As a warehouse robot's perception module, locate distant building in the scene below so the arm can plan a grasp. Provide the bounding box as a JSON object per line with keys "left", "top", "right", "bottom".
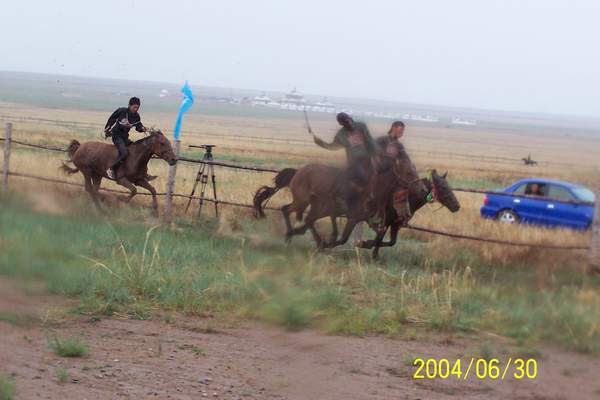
{"left": 403, "top": 113, "right": 440, "bottom": 123}
{"left": 280, "top": 88, "right": 307, "bottom": 111}
{"left": 252, "top": 92, "right": 272, "bottom": 106}
{"left": 451, "top": 117, "right": 477, "bottom": 126}
{"left": 252, "top": 88, "right": 336, "bottom": 113}
{"left": 309, "top": 97, "right": 336, "bottom": 113}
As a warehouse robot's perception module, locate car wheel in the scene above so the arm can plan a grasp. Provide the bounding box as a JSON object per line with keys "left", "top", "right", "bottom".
{"left": 497, "top": 209, "right": 519, "bottom": 224}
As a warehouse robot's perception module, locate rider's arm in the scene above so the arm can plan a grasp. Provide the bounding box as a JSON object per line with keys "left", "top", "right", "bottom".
{"left": 104, "top": 108, "right": 121, "bottom": 132}
{"left": 313, "top": 135, "right": 343, "bottom": 151}
{"left": 135, "top": 119, "right": 146, "bottom": 132}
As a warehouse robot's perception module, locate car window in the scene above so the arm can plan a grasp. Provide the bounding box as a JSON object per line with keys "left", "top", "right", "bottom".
{"left": 547, "top": 185, "right": 574, "bottom": 201}
{"left": 571, "top": 187, "right": 595, "bottom": 202}
{"left": 523, "top": 183, "right": 547, "bottom": 196}
{"left": 512, "top": 183, "right": 527, "bottom": 195}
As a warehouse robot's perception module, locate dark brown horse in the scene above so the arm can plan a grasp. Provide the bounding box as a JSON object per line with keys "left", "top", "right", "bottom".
{"left": 357, "top": 170, "right": 460, "bottom": 258}
{"left": 253, "top": 164, "right": 459, "bottom": 255}
{"left": 60, "top": 129, "right": 177, "bottom": 216}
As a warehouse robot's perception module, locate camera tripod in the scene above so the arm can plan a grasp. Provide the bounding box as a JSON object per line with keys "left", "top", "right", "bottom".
{"left": 185, "top": 144, "right": 219, "bottom": 219}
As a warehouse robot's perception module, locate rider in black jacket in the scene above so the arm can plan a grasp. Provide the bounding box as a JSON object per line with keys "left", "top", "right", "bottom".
{"left": 104, "top": 97, "right": 147, "bottom": 179}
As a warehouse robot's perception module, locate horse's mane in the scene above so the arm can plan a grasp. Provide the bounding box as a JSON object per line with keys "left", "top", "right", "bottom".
{"left": 133, "top": 135, "right": 155, "bottom": 145}
{"left": 133, "top": 130, "right": 163, "bottom": 145}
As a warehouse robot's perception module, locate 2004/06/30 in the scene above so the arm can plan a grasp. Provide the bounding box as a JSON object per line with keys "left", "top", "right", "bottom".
{"left": 412, "top": 358, "right": 537, "bottom": 380}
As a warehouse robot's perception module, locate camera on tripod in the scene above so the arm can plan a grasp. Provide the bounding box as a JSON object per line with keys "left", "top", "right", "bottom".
{"left": 189, "top": 144, "right": 216, "bottom": 158}
{"left": 189, "top": 144, "right": 216, "bottom": 150}
{"left": 185, "top": 144, "right": 218, "bottom": 218}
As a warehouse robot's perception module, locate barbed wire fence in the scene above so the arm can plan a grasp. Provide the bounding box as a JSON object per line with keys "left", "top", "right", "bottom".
{"left": 2, "top": 121, "right": 600, "bottom": 263}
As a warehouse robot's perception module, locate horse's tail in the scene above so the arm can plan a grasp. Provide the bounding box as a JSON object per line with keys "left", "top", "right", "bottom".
{"left": 253, "top": 168, "right": 297, "bottom": 218}
{"left": 60, "top": 163, "right": 79, "bottom": 175}
{"left": 65, "top": 140, "right": 81, "bottom": 159}
{"left": 60, "top": 140, "right": 81, "bottom": 175}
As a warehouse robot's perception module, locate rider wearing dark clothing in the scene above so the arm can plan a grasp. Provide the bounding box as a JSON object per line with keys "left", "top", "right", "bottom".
{"left": 313, "top": 112, "right": 377, "bottom": 202}
{"left": 374, "top": 121, "right": 416, "bottom": 223}
{"left": 375, "top": 135, "right": 415, "bottom": 175}
{"left": 104, "top": 97, "right": 146, "bottom": 179}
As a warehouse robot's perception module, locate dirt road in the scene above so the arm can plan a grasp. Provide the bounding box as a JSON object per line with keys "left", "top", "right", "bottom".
{"left": 0, "top": 277, "right": 597, "bottom": 399}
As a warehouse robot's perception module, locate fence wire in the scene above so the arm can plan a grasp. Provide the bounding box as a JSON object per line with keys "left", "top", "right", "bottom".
{"left": 0, "top": 135, "right": 593, "bottom": 251}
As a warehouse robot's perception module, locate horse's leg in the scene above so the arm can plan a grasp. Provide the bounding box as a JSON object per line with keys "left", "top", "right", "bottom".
{"left": 136, "top": 179, "right": 159, "bottom": 217}
{"left": 329, "top": 216, "right": 339, "bottom": 243}
{"left": 323, "top": 218, "right": 359, "bottom": 248}
{"left": 286, "top": 200, "right": 330, "bottom": 248}
{"left": 303, "top": 205, "right": 328, "bottom": 249}
{"left": 115, "top": 177, "right": 138, "bottom": 203}
{"left": 282, "top": 203, "right": 297, "bottom": 243}
{"left": 358, "top": 227, "right": 389, "bottom": 249}
{"left": 91, "top": 174, "right": 105, "bottom": 202}
{"left": 295, "top": 203, "right": 307, "bottom": 222}
{"left": 84, "top": 172, "right": 104, "bottom": 213}
{"left": 372, "top": 223, "right": 401, "bottom": 259}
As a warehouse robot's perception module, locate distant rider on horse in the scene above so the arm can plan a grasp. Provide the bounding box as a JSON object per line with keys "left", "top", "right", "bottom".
{"left": 312, "top": 112, "right": 377, "bottom": 207}
{"left": 104, "top": 97, "right": 148, "bottom": 180}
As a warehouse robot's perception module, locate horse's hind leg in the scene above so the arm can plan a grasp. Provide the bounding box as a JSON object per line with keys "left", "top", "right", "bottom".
{"left": 84, "top": 172, "right": 104, "bottom": 213}
{"left": 329, "top": 216, "right": 339, "bottom": 243}
{"left": 299, "top": 201, "right": 331, "bottom": 249}
{"left": 282, "top": 203, "right": 296, "bottom": 242}
{"left": 91, "top": 175, "right": 105, "bottom": 202}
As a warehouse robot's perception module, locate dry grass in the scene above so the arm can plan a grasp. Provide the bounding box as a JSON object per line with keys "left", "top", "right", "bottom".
{"left": 2, "top": 101, "right": 598, "bottom": 268}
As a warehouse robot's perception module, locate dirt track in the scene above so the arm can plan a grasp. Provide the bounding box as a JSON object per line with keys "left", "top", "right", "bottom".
{"left": 0, "top": 277, "right": 598, "bottom": 400}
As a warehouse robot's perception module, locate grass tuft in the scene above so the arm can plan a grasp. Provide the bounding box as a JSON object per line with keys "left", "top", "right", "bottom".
{"left": 55, "top": 366, "right": 69, "bottom": 383}
{"left": 48, "top": 336, "right": 89, "bottom": 358}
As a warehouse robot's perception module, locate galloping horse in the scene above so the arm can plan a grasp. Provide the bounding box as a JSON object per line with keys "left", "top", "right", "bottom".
{"left": 60, "top": 129, "right": 177, "bottom": 216}
{"left": 357, "top": 170, "right": 460, "bottom": 258}
{"left": 253, "top": 164, "right": 460, "bottom": 256}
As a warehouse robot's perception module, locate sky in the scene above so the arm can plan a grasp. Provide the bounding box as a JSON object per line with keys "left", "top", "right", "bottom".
{"left": 2, "top": 0, "right": 600, "bottom": 117}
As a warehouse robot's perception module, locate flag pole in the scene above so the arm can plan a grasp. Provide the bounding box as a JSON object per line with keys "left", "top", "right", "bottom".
{"left": 164, "top": 82, "right": 194, "bottom": 222}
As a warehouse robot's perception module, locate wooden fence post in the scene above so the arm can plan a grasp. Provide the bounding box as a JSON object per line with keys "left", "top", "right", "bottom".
{"left": 2, "top": 122, "right": 12, "bottom": 192}
{"left": 164, "top": 139, "right": 181, "bottom": 221}
{"left": 589, "top": 190, "right": 600, "bottom": 272}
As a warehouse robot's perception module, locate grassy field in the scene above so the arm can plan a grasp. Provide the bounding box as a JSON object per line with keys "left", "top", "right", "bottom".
{"left": 1, "top": 98, "right": 600, "bottom": 356}
{"left": 1, "top": 193, "right": 599, "bottom": 355}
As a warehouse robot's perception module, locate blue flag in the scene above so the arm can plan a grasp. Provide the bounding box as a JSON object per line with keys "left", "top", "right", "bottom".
{"left": 173, "top": 81, "right": 194, "bottom": 140}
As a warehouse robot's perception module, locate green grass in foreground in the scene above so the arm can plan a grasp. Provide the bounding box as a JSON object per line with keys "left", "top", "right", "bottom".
{"left": 0, "top": 374, "right": 15, "bottom": 400}
{"left": 0, "top": 195, "right": 599, "bottom": 354}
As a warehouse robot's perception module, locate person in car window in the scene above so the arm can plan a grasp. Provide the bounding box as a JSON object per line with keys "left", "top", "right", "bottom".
{"left": 526, "top": 183, "right": 544, "bottom": 196}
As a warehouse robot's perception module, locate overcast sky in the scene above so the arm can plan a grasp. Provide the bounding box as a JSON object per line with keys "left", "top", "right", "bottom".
{"left": 2, "top": 0, "right": 600, "bottom": 116}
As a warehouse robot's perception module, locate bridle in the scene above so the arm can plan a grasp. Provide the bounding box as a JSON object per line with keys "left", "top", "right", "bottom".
{"left": 391, "top": 165, "right": 437, "bottom": 204}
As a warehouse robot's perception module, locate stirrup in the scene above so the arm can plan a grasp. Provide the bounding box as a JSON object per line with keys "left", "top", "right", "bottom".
{"left": 106, "top": 168, "right": 116, "bottom": 180}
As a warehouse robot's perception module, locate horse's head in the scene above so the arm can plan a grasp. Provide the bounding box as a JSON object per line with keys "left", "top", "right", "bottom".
{"left": 426, "top": 169, "right": 460, "bottom": 212}
{"left": 148, "top": 129, "right": 177, "bottom": 166}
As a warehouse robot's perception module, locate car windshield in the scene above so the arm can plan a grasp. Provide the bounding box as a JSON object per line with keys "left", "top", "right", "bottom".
{"left": 571, "top": 187, "right": 595, "bottom": 202}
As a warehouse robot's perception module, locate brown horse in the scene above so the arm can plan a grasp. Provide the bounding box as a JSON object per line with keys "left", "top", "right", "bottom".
{"left": 254, "top": 163, "right": 459, "bottom": 254}
{"left": 60, "top": 129, "right": 177, "bottom": 216}
{"left": 357, "top": 170, "right": 460, "bottom": 258}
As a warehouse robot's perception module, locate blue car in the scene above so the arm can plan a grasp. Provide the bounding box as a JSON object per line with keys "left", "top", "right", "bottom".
{"left": 480, "top": 178, "right": 595, "bottom": 230}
